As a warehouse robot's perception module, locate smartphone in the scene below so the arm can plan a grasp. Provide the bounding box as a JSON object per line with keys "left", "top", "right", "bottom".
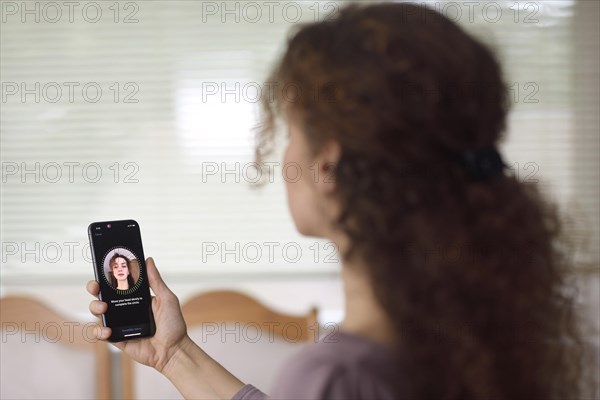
{"left": 88, "top": 219, "right": 155, "bottom": 342}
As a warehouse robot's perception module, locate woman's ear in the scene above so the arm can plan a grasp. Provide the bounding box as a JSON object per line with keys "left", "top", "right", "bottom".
{"left": 314, "top": 140, "right": 341, "bottom": 195}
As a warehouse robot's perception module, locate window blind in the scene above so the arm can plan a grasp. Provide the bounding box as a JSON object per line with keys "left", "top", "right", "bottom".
{"left": 1, "top": 0, "right": 598, "bottom": 285}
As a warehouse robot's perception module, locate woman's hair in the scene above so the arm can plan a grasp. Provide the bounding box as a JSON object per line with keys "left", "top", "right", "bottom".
{"left": 108, "top": 253, "right": 135, "bottom": 289}
{"left": 256, "top": 3, "right": 597, "bottom": 399}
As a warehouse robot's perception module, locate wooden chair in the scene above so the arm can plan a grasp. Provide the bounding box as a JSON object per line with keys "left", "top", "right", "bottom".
{"left": 0, "top": 296, "right": 112, "bottom": 400}
{"left": 122, "top": 290, "right": 318, "bottom": 399}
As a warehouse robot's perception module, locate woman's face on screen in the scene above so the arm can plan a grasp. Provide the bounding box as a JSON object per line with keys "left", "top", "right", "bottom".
{"left": 111, "top": 257, "right": 129, "bottom": 282}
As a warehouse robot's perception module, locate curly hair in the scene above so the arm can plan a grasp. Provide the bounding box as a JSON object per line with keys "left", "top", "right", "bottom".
{"left": 255, "top": 3, "right": 597, "bottom": 399}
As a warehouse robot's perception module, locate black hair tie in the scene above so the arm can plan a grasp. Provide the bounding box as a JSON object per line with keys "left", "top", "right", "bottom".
{"left": 460, "top": 147, "right": 506, "bottom": 181}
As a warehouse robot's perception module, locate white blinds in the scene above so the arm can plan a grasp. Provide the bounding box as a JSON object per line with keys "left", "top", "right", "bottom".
{"left": 1, "top": 0, "right": 598, "bottom": 284}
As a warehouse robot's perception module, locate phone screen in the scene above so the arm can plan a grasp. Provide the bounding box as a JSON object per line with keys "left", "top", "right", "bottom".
{"left": 88, "top": 219, "right": 155, "bottom": 342}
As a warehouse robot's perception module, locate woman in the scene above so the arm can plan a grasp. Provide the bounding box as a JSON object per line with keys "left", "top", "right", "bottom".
{"left": 108, "top": 253, "right": 135, "bottom": 290}
{"left": 88, "top": 3, "right": 593, "bottom": 399}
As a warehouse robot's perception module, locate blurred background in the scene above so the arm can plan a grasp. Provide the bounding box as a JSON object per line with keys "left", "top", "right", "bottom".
{"left": 1, "top": 0, "right": 598, "bottom": 399}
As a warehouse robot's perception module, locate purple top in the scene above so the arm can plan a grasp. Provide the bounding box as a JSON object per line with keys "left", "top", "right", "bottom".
{"left": 231, "top": 330, "right": 400, "bottom": 400}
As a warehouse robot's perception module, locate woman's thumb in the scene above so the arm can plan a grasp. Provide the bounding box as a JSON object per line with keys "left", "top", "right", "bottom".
{"left": 145, "top": 257, "right": 171, "bottom": 296}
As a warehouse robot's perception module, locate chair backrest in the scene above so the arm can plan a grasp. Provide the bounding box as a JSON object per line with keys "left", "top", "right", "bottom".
{"left": 0, "top": 296, "right": 112, "bottom": 400}
{"left": 123, "top": 290, "right": 318, "bottom": 399}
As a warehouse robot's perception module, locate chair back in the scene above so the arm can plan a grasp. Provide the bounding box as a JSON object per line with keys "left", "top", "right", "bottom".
{"left": 123, "top": 290, "right": 318, "bottom": 399}
{"left": 0, "top": 296, "right": 112, "bottom": 400}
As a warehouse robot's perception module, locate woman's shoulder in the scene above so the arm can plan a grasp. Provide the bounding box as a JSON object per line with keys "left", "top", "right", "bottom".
{"left": 302, "top": 329, "right": 396, "bottom": 366}
{"left": 269, "top": 329, "right": 400, "bottom": 400}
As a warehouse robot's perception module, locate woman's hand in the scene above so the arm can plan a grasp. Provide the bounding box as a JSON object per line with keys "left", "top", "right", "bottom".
{"left": 87, "top": 257, "right": 188, "bottom": 372}
{"left": 87, "top": 257, "right": 245, "bottom": 398}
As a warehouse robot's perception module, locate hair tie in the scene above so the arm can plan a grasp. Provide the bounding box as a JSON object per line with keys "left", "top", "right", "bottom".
{"left": 460, "top": 147, "right": 506, "bottom": 181}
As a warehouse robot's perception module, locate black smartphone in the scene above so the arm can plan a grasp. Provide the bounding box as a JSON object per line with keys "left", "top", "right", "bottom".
{"left": 88, "top": 219, "right": 155, "bottom": 342}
